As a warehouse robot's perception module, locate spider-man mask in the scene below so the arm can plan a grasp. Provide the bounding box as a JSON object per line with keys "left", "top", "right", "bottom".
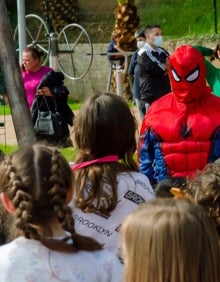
{"left": 169, "top": 45, "right": 207, "bottom": 103}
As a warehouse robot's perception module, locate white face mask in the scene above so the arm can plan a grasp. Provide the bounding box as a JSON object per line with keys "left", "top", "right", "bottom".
{"left": 153, "top": 35, "right": 163, "bottom": 47}
{"left": 137, "top": 40, "right": 145, "bottom": 49}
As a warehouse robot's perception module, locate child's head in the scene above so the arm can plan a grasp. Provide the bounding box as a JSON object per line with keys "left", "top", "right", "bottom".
{"left": 0, "top": 145, "right": 102, "bottom": 251}
{"left": 73, "top": 93, "right": 138, "bottom": 214}
{"left": 0, "top": 145, "right": 72, "bottom": 232}
{"left": 187, "top": 159, "right": 220, "bottom": 236}
{"left": 155, "top": 177, "right": 187, "bottom": 198}
{"left": 74, "top": 93, "right": 137, "bottom": 168}
{"left": 120, "top": 198, "right": 220, "bottom": 282}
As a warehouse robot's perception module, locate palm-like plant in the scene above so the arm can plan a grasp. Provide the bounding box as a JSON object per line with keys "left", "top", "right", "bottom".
{"left": 110, "top": 0, "right": 140, "bottom": 100}
{"left": 41, "top": 0, "right": 80, "bottom": 33}
{"left": 113, "top": 0, "right": 140, "bottom": 51}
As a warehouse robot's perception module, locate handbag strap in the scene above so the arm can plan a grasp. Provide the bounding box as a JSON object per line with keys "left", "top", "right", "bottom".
{"left": 36, "top": 95, "right": 58, "bottom": 112}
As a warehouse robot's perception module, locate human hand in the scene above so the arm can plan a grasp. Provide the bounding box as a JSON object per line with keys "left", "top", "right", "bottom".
{"left": 37, "top": 86, "right": 53, "bottom": 96}
{"left": 20, "top": 64, "right": 25, "bottom": 71}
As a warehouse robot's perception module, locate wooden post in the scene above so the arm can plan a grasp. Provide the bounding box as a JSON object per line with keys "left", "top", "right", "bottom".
{"left": 0, "top": 0, "right": 36, "bottom": 147}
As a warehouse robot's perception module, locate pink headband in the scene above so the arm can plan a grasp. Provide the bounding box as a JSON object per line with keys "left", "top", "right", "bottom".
{"left": 71, "top": 155, "right": 119, "bottom": 171}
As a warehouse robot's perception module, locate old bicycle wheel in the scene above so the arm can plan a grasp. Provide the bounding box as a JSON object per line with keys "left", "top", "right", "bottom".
{"left": 14, "top": 14, "right": 50, "bottom": 65}
{"left": 58, "top": 23, "right": 93, "bottom": 80}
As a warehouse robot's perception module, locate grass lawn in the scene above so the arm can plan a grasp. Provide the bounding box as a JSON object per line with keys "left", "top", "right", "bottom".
{"left": 0, "top": 144, "right": 76, "bottom": 162}
{"left": 0, "top": 102, "right": 82, "bottom": 115}
{"left": 0, "top": 100, "right": 136, "bottom": 162}
{"left": 0, "top": 101, "right": 78, "bottom": 161}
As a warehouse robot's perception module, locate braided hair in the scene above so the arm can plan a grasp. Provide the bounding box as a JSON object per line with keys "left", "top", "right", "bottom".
{"left": 0, "top": 145, "right": 102, "bottom": 252}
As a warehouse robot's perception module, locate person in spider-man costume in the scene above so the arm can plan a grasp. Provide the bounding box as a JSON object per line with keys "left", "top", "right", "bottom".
{"left": 138, "top": 44, "right": 220, "bottom": 185}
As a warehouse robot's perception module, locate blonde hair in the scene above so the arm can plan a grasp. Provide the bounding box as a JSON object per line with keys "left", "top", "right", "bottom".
{"left": 121, "top": 198, "right": 220, "bottom": 282}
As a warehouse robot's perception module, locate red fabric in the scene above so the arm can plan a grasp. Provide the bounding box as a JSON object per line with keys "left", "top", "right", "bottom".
{"left": 168, "top": 45, "right": 210, "bottom": 103}
{"left": 140, "top": 45, "right": 220, "bottom": 178}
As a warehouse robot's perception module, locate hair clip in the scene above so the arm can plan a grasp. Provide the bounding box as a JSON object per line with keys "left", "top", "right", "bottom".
{"left": 170, "top": 187, "right": 187, "bottom": 198}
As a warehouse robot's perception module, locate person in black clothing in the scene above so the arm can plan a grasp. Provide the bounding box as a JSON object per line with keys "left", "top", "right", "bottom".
{"left": 31, "top": 71, "right": 74, "bottom": 147}
{"left": 128, "top": 27, "right": 146, "bottom": 120}
{"left": 137, "top": 24, "right": 171, "bottom": 116}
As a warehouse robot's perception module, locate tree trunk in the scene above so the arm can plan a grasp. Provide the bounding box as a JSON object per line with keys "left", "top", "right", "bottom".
{"left": 0, "top": 0, "right": 36, "bottom": 147}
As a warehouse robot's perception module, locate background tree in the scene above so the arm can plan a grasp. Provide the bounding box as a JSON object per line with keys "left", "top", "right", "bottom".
{"left": 41, "top": 0, "right": 80, "bottom": 33}
{"left": 0, "top": 0, "right": 36, "bottom": 147}
{"left": 111, "top": 0, "right": 140, "bottom": 100}
{"left": 113, "top": 0, "right": 140, "bottom": 51}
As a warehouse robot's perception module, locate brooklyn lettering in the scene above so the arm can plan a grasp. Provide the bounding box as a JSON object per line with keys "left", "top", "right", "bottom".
{"left": 124, "top": 190, "right": 145, "bottom": 204}
{"left": 74, "top": 214, "right": 113, "bottom": 237}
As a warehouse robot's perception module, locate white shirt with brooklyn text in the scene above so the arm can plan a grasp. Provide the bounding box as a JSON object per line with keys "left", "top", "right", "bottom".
{"left": 71, "top": 171, "right": 155, "bottom": 257}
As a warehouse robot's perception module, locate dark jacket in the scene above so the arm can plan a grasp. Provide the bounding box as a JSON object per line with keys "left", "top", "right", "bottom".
{"left": 128, "top": 49, "right": 140, "bottom": 99}
{"left": 137, "top": 44, "right": 171, "bottom": 105}
{"left": 31, "top": 71, "right": 74, "bottom": 138}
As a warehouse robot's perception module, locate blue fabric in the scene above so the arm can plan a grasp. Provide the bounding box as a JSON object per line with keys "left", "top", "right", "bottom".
{"left": 139, "top": 130, "right": 169, "bottom": 184}
{"left": 128, "top": 50, "right": 140, "bottom": 99}
{"left": 208, "top": 128, "right": 220, "bottom": 163}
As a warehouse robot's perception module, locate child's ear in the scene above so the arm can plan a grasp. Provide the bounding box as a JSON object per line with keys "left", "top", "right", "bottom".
{"left": 0, "top": 193, "right": 15, "bottom": 213}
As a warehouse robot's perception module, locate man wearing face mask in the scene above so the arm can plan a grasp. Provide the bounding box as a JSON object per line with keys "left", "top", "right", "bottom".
{"left": 128, "top": 27, "right": 146, "bottom": 120}
{"left": 138, "top": 24, "right": 171, "bottom": 116}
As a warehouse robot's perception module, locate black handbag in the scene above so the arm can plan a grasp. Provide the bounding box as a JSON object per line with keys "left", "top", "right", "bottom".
{"left": 34, "top": 95, "right": 62, "bottom": 137}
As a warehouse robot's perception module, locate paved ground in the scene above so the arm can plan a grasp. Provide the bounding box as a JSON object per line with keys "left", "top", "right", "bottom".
{"left": 0, "top": 107, "right": 141, "bottom": 146}
{"left": 0, "top": 115, "right": 16, "bottom": 146}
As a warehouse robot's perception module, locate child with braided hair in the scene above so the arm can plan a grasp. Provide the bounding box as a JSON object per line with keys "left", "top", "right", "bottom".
{"left": 0, "top": 145, "right": 123, "bottom": 281}
{"left": 71, "top": 93, "right": 155, "bottom": 259}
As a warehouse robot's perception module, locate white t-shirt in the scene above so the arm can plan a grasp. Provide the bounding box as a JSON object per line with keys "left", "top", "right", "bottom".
{"left": 0, "top": 237, "right": 123, "bottom": 282}
{"left": 72, "top": 171, "right": 155, "bottom": 257}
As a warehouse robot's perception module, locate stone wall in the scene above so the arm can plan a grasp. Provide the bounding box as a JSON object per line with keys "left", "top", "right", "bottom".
{"left": 64, "top": 40, "right": 220, "bottom": 102}
{"left": 64, "top": 43, "right": 113, "bottom": 102}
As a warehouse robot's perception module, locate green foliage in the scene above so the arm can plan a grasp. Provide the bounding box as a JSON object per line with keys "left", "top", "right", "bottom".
{"left": 138, "top": 0, "right": 220, "bottom": 38}
{"left": 7, "top": 0, "right": 220, "bottom": 42}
